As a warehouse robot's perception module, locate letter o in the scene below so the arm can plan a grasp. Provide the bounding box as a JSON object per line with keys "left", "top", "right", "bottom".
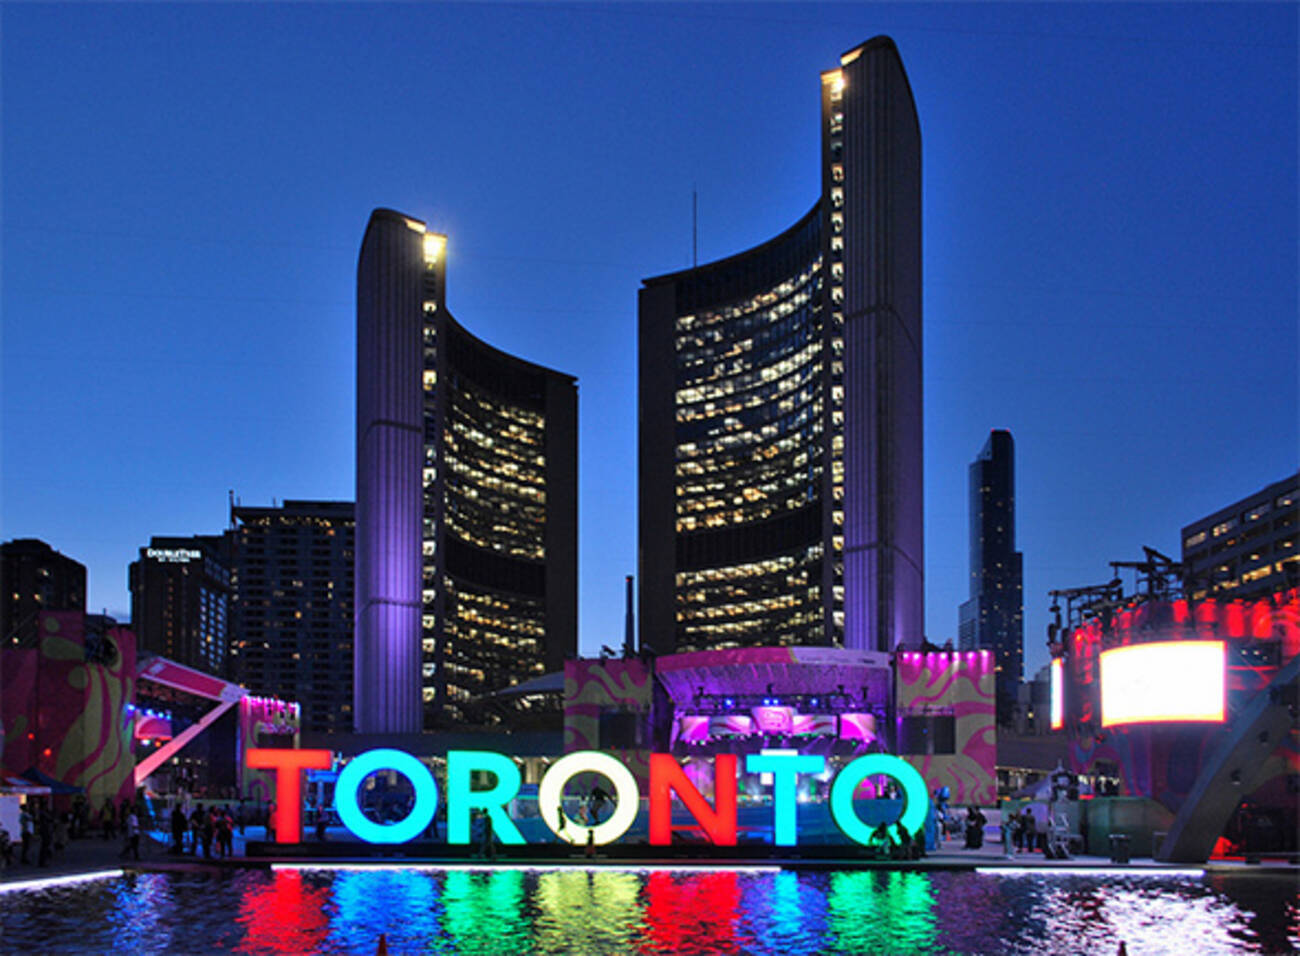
{"left": 830, "top": 754, "right": 928, "bottom": 845}
{"left": 335, "top": 748, "right": 438, "bottom": 844}
{"left": 538, "top": 751, "right": 639, "bottom": 846}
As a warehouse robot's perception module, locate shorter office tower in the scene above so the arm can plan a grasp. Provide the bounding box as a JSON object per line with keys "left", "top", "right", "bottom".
{"left": 1182, "top": 471, "right": 1298, "bottom": 601}
{"left": 356, "top": 209, "right": 578, "bottom": 732}
{"left": 228, "top": 500, "right": 355, "bottom": 735}
{"left": 958, "top": 430, "right": 1024, "bottom": 727}
{"left": 129, "top": 535, "right": 231, "bottom": 676}
{"left": 1, "top": 538, "right": 86, "bottom": 647}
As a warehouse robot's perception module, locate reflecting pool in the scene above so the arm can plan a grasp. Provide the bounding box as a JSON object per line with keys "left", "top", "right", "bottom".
{"left": 1, "top": 867, "right": 1296, "bottom": 954}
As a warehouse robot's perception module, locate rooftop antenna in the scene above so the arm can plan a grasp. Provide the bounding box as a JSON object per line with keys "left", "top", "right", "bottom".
{"left": 623, "top": 575, "right": 636, "bottom": 657}
{"left": 692, "top": 188, "right": 698, "bottom": 268}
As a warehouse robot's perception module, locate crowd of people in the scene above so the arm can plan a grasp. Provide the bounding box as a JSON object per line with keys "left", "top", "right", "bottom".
{"left": 0, "top": 795, "right": 154, "bottom": 870}
{"left": 168, "top": 803, "right": 240, "bottom": 858}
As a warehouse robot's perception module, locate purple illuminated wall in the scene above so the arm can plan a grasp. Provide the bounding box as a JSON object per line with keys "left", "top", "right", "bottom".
{"left": 355, "top": 209, "right": 425, "bottom": 733}
{"left": 839, "top": 38, "right": 924, "bottom": 652}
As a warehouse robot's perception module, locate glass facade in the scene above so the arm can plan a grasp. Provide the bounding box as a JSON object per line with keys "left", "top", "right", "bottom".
{"left": 423, "top": 315, "right": 564, "bottom": 724}
{"left": 667, "top": 211, "right": 831, "bottom": 650}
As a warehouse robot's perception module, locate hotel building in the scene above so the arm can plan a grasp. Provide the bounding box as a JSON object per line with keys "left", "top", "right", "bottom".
{"left": 356, "top": 209, "right": 577, "bottom": 733}
{"left": 129, "top": 535, "right": 231, "bottom": 676}
{"left": 639, "top": 37, "right": 922, "bottom": 655}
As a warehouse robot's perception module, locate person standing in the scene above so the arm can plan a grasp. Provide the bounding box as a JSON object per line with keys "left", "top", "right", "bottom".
{"left": 120, "top": 808, "right": 140, "bottom": 861}
{"left": 101, "top": 798, "right": 116, "bottom": 841}
{"left": 1019, "top": 806, "right": 1036, "bottom": 854}
{"left": 200, "top": 808, "right": 215, "bottom": 859}
{"left": 19, "top": 805, "right": 33, "bottom": 864}
{"left": 37, "top": 806, "right": 54, "bottom": 866}
{"left": 217, "top": 809, "right": 234, "bottom": 858}
{"left": 170, "top": 805, "right": 186, "bottom": 854}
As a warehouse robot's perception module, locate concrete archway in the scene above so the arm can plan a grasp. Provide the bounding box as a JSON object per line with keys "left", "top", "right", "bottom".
{"left": 1156, "top": 655, "right": 1298, "bottom": 863}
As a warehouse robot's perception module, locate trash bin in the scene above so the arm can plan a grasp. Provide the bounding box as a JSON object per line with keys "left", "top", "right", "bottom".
{"left": 1108, "top": 833, "right": 1131, "bottom": 864}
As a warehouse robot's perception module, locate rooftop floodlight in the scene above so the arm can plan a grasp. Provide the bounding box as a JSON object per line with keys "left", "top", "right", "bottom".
{"left": 423, "top": 232, "right": 446, "bottom": 265}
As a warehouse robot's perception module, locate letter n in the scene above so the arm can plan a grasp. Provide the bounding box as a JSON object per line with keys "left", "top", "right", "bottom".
{"left": 648, "top": 754, "right": 737, "bottom": 846}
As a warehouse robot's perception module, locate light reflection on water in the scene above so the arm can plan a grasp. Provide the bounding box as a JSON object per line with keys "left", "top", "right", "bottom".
{"left": 1, "top": 868, "right": 1295, "bottom": 955}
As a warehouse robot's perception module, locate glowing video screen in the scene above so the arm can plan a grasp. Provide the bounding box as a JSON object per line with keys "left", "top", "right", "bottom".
{"left": 1099, "top": 640, "right": 1225, "bottom": 728}
{"left": 1049, "top": 659, "right": 1063, "bottom": 731}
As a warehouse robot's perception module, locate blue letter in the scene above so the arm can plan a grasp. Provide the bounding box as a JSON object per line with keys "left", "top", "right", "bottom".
{"left": 335, "top": 748, "right": 437, "bottom": 844}
{"left": 745, "top": 752, "right": 825, "bottom": 846}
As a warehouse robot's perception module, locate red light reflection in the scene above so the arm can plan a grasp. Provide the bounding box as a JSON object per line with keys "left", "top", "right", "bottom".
{"left": 640, "top": 871, "right": 743, "bottom": 954}
{"left": 236, "top": 871, "right": 330, "bottom": 954}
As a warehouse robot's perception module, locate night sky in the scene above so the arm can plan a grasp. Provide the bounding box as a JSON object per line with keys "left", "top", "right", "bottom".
{"left": 3, "top": 3, "right": 1295, "bottom": 680}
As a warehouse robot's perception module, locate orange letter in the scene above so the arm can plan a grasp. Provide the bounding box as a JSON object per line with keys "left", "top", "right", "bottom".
{"left": 246, "top": 748, "right": 332, "bottom": 843}
{"left": 648, "top": 753, "right": 737, "bottom": 846}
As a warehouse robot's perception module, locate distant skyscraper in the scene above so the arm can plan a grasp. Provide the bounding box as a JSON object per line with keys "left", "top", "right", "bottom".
{"left": 228, "top": 500, "right": 355, "bottom": 734}
{"left": 129, "top": 535, "right": 231, "bottom": 675}
{"left": 639, "top": 36, "right": 922, "bottom": 654}
{"left": 355, "top": 208, "right": 578, "bottom": 733}
{"left": 958, "top": 430, "right": 1023, "bottom": 726}
{"left": 1, "top": 538, "right": 86, "bottom": 647}
{"left": 1181, "top": 471, "right": 1298, "bottom": 601}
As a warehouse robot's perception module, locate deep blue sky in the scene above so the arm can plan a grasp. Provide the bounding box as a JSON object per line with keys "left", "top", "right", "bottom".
{"left": 3, "top": 3, "right": 1295, "bottom": 680}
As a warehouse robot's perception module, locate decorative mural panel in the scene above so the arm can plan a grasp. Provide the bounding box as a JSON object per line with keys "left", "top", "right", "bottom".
{"left": 0, "top": 612, "right": 137, "bottom": 804}
{"left": 564, "top": 659, "right": 652, "bottom": 785}
{"left": 895, "top": 650, "right": 996, "bottom": 804}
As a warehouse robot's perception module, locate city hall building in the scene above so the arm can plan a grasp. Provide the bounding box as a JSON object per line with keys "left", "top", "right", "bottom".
{"left": 355, "top": 209, "right": 577, "bottom": 733}
{"left": 639, "top": 37, "right": 922, "bottom": 655}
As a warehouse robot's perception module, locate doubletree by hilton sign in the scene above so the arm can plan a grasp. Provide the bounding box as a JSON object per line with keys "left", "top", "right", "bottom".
{"left": 247, "top": 747, "right": 928, "bottom": 848}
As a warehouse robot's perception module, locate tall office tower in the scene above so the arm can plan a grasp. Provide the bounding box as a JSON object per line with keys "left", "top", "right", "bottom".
{"left": 356, "top": 208, "right": 578, "bottom": 733}
{"left": 228, "top": 500, "right": 355, "bottom": 734}
{"left": 958, "top": 430, "right": 1024, "bottom": 726}
{"left": 1, "top": 538, "right": 86, "bottom": 647}
{"left": 639, "top": 37, "right": 922, "bottom": 654}
{"left": 129, "top": 536, "right": 232, "bottom": 675}
{"left": 1181, "top": 471, "right": 1298, "bottom": 601}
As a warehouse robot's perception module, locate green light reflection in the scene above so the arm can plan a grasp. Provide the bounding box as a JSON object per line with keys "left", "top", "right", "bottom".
{"left": 827, "top": 871, "right": 940, "bottom": 953}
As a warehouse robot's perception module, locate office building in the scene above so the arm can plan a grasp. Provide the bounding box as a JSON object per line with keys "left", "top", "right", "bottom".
{"left": 1182, "top": 471, "right": 1299, "bottom": 601}
{"left": 1, "top": 538, "right": 86, "bottom": 647}
{"left": 356, "top": 208, "right": 578, "bottom": 733}
{"left": 228, "top": 499, "right": 355, "bottom": 734}
{"left": 959, "top": 430, "right": 1024, "bottom": 726}
{"left": 639, "top": 36, "right": 922, "bottom": 654}
{"left": 129, "top": 535, "right": 231, "bottom": 675}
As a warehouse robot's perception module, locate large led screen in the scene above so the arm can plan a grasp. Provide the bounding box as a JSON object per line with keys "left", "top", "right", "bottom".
{"left": 1099, "top": 640, "right": 1225, "bottom": 728}
{"left": 1049, "top": 658, "right": 1063, "bottom": 731}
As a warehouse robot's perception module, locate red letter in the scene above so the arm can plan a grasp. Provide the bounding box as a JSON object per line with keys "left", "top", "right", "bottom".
{"left": 648, "top": 753, "right": 737, "bottom": 846}
{"left": 246, "top": 748, "right": 332, "bottom": 843}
